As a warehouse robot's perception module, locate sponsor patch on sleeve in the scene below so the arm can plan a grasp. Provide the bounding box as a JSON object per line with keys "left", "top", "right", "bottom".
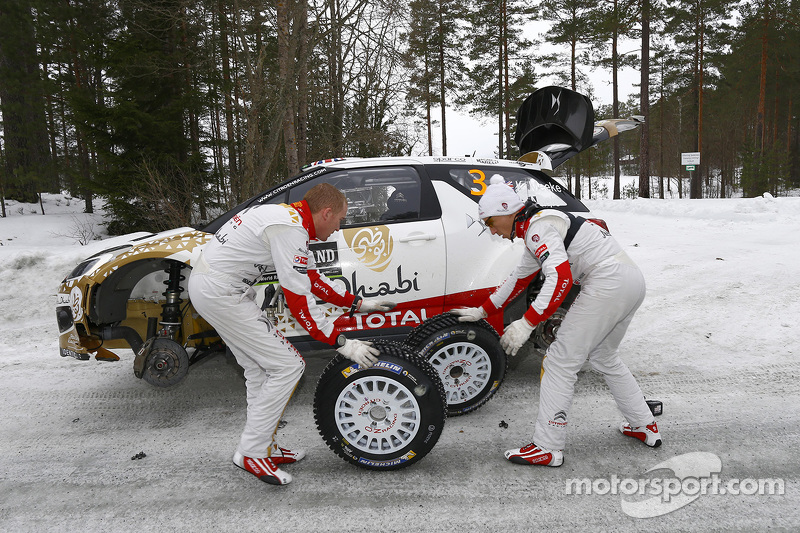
{"left": 535, "top": 244, "right": 548, "bottom": 259}
{"left": 292, "top": 254, "right": 308, "bottom": 273}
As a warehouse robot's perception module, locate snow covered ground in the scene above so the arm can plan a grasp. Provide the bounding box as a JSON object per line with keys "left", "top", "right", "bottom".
{"left": 1, "top": 189, "right": 798, "bottom": 532}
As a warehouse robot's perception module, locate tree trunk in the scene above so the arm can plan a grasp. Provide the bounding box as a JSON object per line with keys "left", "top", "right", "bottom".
{"left": 638, "top": 0, "right": 650, "bottom": 198}
{"left": 438, "top": 3, "right": 447, "bottom": 157}
{"left": 694, "top": 7, "right": 705, "bottom": 198}
{"left": 329, "top": 0, "right": 345, "bottom": 153}
{"left": 426, "top": 57, "right": 433, "bottom": 156}
{"left": 754, "top": 6, "right": 769, "bottom": 196}
{"left": 659, "top": 91, "right": 664, "bottom": 199}
{"left": 571, "top": 36, "right": 581, "bottom": 199}
{"left": 277, "top": 1, "right": 299, "bottom": 175}
{"left": 503, "top": 0, "right": 511, "bottom": 158}
{"left": 218, "top": 0, "right": 239, "bottom": 202}
{"left": 296, "top": 2, "right": 309, "bottom": 166}
{"left": 497, "top": 0, "right": 505, "bottom": 158}
{"left": 689, "top": 6, "right": 702, "bottom": 198}
{"left": 612, "top": 3, "right": 621, "bottom": 200}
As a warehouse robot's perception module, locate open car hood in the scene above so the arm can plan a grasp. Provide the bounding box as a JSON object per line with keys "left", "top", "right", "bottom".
{"left": 515, "top": 86, "right": 643, "bottom": 169}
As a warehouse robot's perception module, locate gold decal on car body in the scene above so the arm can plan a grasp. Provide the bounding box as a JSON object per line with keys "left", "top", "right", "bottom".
{"left": 94, "top": 231, "right": 212, "bottom": 279}
{"left": 343, "top": 226, "right": 394, "bottom": 272}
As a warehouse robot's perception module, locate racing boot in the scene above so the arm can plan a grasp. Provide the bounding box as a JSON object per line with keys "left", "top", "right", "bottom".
{"left": 620, "top": 420, "right": 662, "bottom": 447}
{"left": 233, "top": 451, "right": 292, "bottom": 485}
{"left": 504, "top": 443, "right": 564, "bottom": 467}
{"left": 270, "top": 444, "right": 306, "bottom": 465}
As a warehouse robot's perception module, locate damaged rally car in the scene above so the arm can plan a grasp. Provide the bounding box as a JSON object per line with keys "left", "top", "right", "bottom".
{"left": 56, "top": 86, "right": 642, "bottom": 419}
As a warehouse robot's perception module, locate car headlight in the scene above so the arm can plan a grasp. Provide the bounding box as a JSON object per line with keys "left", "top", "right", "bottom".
{"left": 65, "top": 245, "right": 131, "bottom": 280}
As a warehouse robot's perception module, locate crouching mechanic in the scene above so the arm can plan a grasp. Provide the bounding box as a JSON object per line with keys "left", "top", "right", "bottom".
{"left": 188, "top": 183, "right": 395, "bottom": 485}
{"left": 452, "top": 175, "right": 661, "bottom": 467}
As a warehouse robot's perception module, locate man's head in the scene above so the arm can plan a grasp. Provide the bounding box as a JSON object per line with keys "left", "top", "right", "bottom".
{"left": 304, "top": 183, "right": 348, "bottom": 241}
{"left": 478, "top": 175, "right": 524, "bottom": 240}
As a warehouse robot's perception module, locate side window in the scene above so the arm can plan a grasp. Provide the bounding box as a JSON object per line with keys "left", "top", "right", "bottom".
{"left": 287, "top": 166, "right": 422, "bottom": 227}
{"left": 444, "top": 167, "right": 578, "bottom": 209}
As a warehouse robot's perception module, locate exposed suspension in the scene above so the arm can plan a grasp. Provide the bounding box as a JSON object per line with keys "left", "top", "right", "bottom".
{"left": 160, "top": 260, "right": 186, "bottom": 337}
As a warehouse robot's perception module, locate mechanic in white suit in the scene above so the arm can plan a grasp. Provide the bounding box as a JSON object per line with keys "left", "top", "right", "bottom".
{"left": 188, "top": 183, "right": 394, "bottom": 485}
{"left": 452, "top": 175, "right": 661, "bottom": 466}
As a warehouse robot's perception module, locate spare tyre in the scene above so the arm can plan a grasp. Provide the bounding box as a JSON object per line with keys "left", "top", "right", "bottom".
{"left": 404, "top": 314, "right": 506, "bottom": 416}
{"left": 314, "top": 340, "right": 446, "bottom": 470}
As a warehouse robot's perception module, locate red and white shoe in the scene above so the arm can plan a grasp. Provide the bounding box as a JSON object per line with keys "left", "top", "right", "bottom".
{"left": 233, "top": 451, "right": 292, "bottom": 485}
{"left": 270, "top": 445, "right": 306, "bottom": 465}
{"left": 504, "top": 443, "right": 564, "bottom": 467}
{"left": 620, "top": 420, "right": 662, "bottom": 447}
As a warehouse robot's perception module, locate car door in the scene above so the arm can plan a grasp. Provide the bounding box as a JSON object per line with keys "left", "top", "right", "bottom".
{"left": 427, "top": 162, "right": 584, "bottom": 332}
{"left": 429, "top": 166, "right": 523, "bottom": 322}
{"left": 287, "top": 164, "right": 446, "bottom": 337}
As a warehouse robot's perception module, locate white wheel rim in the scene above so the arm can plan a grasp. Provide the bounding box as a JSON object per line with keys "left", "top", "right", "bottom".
{"left": 428, "top": 342, "right": 491, "bottom": 406}
{"left": 334, "top": 375, "right": 421, "bottom": 455}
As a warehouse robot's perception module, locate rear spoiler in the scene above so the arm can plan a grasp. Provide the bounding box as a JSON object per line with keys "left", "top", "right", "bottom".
{"left": 515, "top": 86, "right": 644, "bottom": 169}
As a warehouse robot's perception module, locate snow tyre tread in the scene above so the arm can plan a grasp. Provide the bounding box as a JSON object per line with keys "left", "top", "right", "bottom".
{"left": 313, "top": 340, "right": 446, "bottom": 470}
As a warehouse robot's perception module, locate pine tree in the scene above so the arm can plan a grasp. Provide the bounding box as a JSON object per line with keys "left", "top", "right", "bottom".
{"left": 74, "top": 0, "right": 208, "bottom": 233}
{"left": 404, "top": 0, "right": 465, "bottom": 156}
{"left": 403, "top": 0, "right": 439, "bottom": 155}
{"left": 587, "top": 0, "right": 640, "bottom": 200}
{"left": 461, "top": 0, "right": 535, "bottom": 159}
{"left": 538, "top": 0, "right": 595, "bottom": 197}
{"left": 0, "top": 0, "right": 54, "bottom": 205}
{"left": 664, "top": 0, "right": 734, "bottom": 198}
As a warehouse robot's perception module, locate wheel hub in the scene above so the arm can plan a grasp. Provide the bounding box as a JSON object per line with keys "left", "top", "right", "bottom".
{"left": 449, "top": 365, "right": 464, "bottom": 380}
{"left": 334, "top": 376, "right": 421, "bottom": 454}
{"left": 141, "top": 338, "right": 189, "bottom": 387}
{"left": 149, "top": 349, "right": 178, "bottom": 376}
{"left": 429, "top": 342, "right": 491, "bottom": 405}
{"left": 368, "top": 404, "right": 388, "bottom": 422}
{"left": 534, "top": 308, "right": 567, "bottom": 350}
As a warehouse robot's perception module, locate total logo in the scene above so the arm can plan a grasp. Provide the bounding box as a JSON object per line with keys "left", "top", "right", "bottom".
{"left": 350, "top": 308, "right": 429, "bottom": 329}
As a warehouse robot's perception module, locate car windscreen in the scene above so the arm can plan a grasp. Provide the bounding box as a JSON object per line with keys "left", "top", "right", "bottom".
{"left": 428, "top": 164, "right": 589, "bottom": 213}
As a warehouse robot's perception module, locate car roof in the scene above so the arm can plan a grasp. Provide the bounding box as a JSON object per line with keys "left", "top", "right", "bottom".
{"left": 200, "top": 154, "right": 561, "bottom": 234}
{"left": 299, "top": 155, "right": 551, "bottom": 173}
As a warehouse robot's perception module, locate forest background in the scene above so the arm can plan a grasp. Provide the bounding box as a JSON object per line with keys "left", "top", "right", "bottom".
{"left": 1, "top": 0, "right": 798, "bottom": 234}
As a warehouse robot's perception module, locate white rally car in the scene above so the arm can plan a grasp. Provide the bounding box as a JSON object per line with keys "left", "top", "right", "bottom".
{"left": 56, "top": 87, "right": 642, "bottom": 414}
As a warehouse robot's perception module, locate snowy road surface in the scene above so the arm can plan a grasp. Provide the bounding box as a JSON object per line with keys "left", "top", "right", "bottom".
{"left": 1, "top": 195, "right": 798, "bottom": 531}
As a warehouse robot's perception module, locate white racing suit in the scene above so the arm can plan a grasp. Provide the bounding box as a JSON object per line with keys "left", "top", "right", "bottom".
{"left": 188, "top": 200, "right": 356, "bottom": 459}
{"left": 482, "top": 209, "right": 654, "bottom": 451}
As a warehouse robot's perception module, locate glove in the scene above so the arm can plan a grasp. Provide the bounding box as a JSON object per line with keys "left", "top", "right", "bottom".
{"left": 358, "top": 299, "right": 397, "bottom": 313}
{"left": 337, "top": 338, "right": 380, "bottom": 368}
{"left": 449, "top": 307, "right": 487, "bottom": 322}
{"left": 499, "top": 317, "right": 535, "bottom": 356}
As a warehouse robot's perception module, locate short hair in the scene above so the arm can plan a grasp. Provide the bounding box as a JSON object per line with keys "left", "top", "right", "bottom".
{"left": 304, "top": 183, "right": 347, "bottom": 213}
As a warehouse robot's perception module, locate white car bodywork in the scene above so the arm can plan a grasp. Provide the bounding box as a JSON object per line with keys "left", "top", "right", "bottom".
{"left": 56, "top": 154, "right": 591, "bottom": 361}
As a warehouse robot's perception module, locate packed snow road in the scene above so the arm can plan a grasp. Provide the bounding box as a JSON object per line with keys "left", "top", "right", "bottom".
{"left": 1, "top": 195, "right": 798, "bottom": 531}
